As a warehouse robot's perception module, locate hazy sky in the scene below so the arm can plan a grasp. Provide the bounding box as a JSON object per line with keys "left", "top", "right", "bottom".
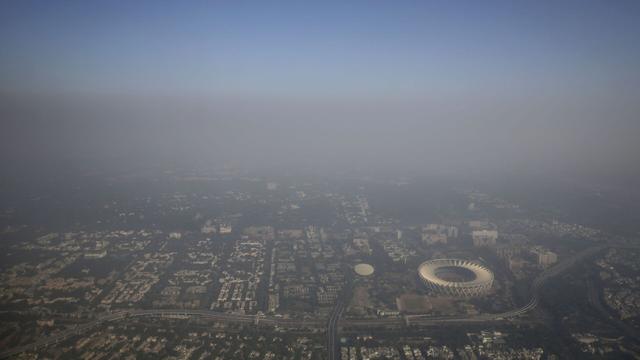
{"left": 1, "top": 1, "right": 639, "bottom": 183}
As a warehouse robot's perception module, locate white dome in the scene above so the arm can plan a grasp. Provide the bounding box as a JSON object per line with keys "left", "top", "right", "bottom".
{"left": 354, "top": 263, "right": 375, "bottom": 276}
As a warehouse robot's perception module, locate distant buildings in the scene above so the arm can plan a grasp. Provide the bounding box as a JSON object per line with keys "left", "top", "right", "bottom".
{"left": 352, "top": 238, "right": 372, "bottom": 255}
{"left": 467, "top": 220, "right": 499, "bottom": 247}
{"left": 472, "top": 230, "right": 498, "bottom": 247}
{"left": 495, "top": 244, "right": 522, "bottom": 260}
{"left": 219, "top": 223, "right": 233, "bottom": 235}
{"left": 423, "top": 232, "right": 448, "bottom": 245}
{"left": 532, "top": 247, "right": 558, "bottom": 268}
{"left": 201, "top": 220, "right": 217, "bottom": 234}
{"left": 267, "top": 290, "right": 279, "bottom": 313}
{"left": 421, "top": 224, "right": 458, "bottom": 245}
{"left": 508, "top": 257, "right": 527, "bottom": 273}
{"left": 84, "top": 250, "right": 107, "bottom": 259}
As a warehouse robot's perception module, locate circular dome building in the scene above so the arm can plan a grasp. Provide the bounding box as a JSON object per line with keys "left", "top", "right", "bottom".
{"left": 354, "top": 263, "right": 375, "bottom": 276}
{"left": 418, "top": 259, "right": 493, "bottom": 297}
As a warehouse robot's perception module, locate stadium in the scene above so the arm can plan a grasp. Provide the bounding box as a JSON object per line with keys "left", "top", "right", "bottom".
{"left": 418, "top": 259, "right": 494, "bottom": 297}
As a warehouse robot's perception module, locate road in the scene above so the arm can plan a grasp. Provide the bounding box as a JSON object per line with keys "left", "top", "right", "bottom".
{"left": 0, "top": 244, "right": 607, "bottom": 359}
{"left": 0, "top": 309, "right": 325, "bottom": 359}
{"left": 327, "top": 300, "right": 345, "bottom": 360}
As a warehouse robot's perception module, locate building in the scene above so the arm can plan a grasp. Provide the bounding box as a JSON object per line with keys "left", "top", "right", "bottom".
{"left": 84, "top": 250, "right": 107, "bottom": 259}
{"left": 424, "top": 224, "right": 459, "bottom": 238}
{"left": 422, "top": 224, "right": 458, "bottom": 245}
{"left": 267, "top": 292, "right": 279, "bottom": 313}
{"left": 352, "top": 238, "right": 372, "bottom": 255}
{"left": 422, "top": 233, "right": 448, "bottom": 245}
{"left": 472, "top": 229, "right": 498, "bottom": 247}
{"left": 201, "top": 220, "right": 217, "bottom": 234}
{"left": 418, "top": 259, "right": 494, "bottom": 297}
{"left": 219, "top": 223, "right": 233, "bottom": 234}
{"left": 495, "top": 244, "right": 522, "bottom": 260}
{"left": 533, "top": 248, "right": 558, "bottom": 267}
{"left": 508, "top": 257, "right": 527, "bottom": 272}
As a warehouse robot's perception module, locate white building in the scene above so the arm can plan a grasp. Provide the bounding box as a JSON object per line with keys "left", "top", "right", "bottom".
{"left": 533, "top": 248, "right": 558, "bottom": 267}
{"left": 472, "top": 229, "right": 498, "bottom": 247}
{"left": 84, "top": 250, "right": 107, "bottom": 259}
{"left": 219, "top": 223, "right": 233, "bottom": 234}
{"left": 201, "top": 220, "right": 217, "bottom": 234}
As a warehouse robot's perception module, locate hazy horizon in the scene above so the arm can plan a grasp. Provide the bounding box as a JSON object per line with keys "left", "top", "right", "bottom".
{"left": 2, "top": 1, "right": 640, "bottom": 186}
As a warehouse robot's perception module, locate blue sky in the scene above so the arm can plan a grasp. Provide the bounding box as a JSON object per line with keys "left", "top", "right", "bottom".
{"left": 2, "top": 1, "right": 639, "bottom": 98}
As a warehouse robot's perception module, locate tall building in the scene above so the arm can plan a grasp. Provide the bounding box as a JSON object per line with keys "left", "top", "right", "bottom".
{"left": 534, "top": 248, "right": 558, "bottom": 267}
{"left": 219, "top": 223, "right": 233, "bottom": 234}
{"left": 267, "top": 291, "right": 279, "bottom": 313}
{"left": 422, "top": 224, "right": 458, "bottom": 245}
{"left": 495, "top": 244, "right": 522, "bottom": 259}
{"left": 472, "top": 229, "right": 498, "bottom": 247}
{"left": 201, "top": 220, "right": 217, "bottom": 234}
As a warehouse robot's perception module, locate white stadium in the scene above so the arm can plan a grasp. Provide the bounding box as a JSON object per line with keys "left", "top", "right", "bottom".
{"left": 418, "top": 259, "right": 494, "bottom": 297}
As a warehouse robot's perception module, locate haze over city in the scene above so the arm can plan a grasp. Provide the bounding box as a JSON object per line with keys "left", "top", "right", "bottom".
{"left": 1, "top": 1, "right": 640, "bottom": 359}
{"left": 2, "top": 1, "right": 639, "bottom": 185}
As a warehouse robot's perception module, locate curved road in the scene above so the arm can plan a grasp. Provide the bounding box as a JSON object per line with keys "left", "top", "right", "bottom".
{"left": 0, "top": 244, "right": 607, "bottom": 359}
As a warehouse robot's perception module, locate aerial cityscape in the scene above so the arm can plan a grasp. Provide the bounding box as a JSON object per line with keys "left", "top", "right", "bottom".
{"left": 1, "top": 1, "right": 640, "bottom": 359}
{"left": 0, "top": 171, "right": 639, "bottom": 359}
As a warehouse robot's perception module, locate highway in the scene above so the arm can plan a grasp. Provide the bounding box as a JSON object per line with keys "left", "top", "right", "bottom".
{"left": 327, "top": 300, "right": 345, "bottom": 360}
{"left": 0, "top": 244, "right": 607, "bottom": 359}
{"left": 0, "top": 309, "right": 325, "bottom": 359}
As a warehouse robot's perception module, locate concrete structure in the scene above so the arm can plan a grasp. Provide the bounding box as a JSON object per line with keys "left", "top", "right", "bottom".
{"left": 472, "top": 229, "right": 498, "bottom": 247}
{"left": 495, "top": 244, "right": 522, "bottom": 260}
{"left": 422, "top": 224, "right": 458, "bottom": 245}
{"left": 219, "top": 224, "right": 233, "bottom": 234}
{"left": 354, "top": 263, "right": 375, "bottom": 276}
{"left": 267, "top": 292, "right": 279, "bottom": 313}
{"left": 418, "top": 259, "right": 494, "bottom": 297}
{"left": 84, "top": 250, "right": 107, "bottom": 259}
{"left": 533, "top": 248, "right": 558, "bottom": 268}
